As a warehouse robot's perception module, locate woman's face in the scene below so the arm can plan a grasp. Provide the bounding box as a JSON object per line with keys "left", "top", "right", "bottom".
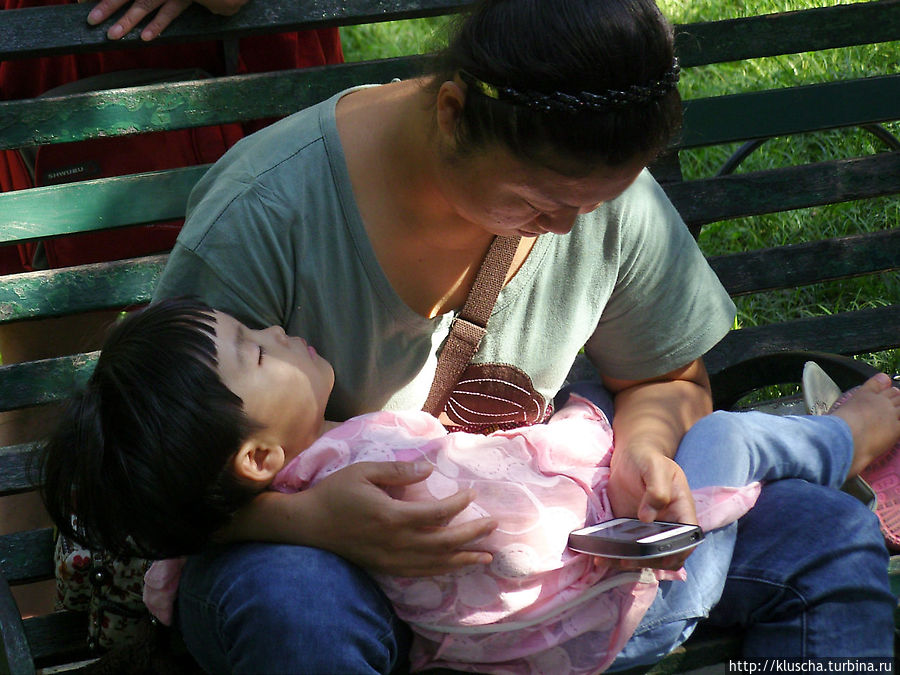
{"left": 436, "top": 146, "right": 647, "bottom": 238}
{"left": 213, "top": 312, "right": 334, "bottom": 457}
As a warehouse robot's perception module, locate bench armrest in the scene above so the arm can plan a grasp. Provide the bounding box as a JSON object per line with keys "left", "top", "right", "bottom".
{"left": 0, "top": 573, "right": 35, "bottom": 675}
{"left": 710, "top": 351, "right": 879, "bottom": 411}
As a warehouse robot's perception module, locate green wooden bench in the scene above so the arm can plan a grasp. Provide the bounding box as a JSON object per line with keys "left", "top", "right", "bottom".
{"left": 1, "top": 1, "right": 899, "bottom": 672}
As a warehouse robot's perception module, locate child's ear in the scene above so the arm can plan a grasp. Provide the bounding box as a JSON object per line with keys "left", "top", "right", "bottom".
{"left": 232, "top": 441, "right": 286, "bottom": 485}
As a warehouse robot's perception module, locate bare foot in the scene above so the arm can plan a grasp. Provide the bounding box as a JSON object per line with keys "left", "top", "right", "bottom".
{"left": 828, "top": 374, "right": 900, "bottom": 477}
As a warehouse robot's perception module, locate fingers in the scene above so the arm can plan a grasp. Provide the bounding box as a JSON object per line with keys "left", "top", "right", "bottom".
{"left": 607, "top": 549, "right": 692, "bottom": 572}
{"left": 86, "top": 0, "right": 131, "bottom": 25}
{"left": 87, "top": 0, "right": 191, "bottom": 41}
{"left": 362, "top": 460, "right": 433, "bottom": 486}
{"left": 139, "top": 0, "right": 191, "bottom": 40}
{"left": 636, "top": 475, "right": 670, "bottom": 522}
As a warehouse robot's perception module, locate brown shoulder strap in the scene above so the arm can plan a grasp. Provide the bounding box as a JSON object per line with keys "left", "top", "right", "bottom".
{"left": 422, "top": 235, "right": 521, "bottom": 417}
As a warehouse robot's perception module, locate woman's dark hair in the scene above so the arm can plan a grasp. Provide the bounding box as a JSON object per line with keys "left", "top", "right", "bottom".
{"left": 38, "top": 298, "right": 260, "bottom": 559}
{"left": 431, "top": 0, "right": 682, "bottom": 172}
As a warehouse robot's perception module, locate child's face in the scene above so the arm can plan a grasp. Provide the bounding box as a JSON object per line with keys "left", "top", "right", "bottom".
{"left": 213, "top": 312, "right": 334, "bottom": 458}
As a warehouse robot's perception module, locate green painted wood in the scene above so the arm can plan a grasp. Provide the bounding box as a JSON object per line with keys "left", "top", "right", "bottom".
{"left": 0, "top": 444, "right": 38, "bottom": 496}
{"left": 674, "top": 0, "right": 900, "bottom": 68}
{"left": 0, "top": 0, "right": 472, "bottom": 60}
{"left": 2, "top": 134, "right": 896, "bottom": 249}
{"left": 0, "top": 256, "right": 164, "bottom": 323}
{"left": 664, "top": 152, "right": 900, "bottom": 227}
{"left": 0, "top": 168, "right": 203, "bottom": 244}
{"left": 709, "top": 229, "right": 900, "bottom": 297}
{"left": 24, "top": 610, "right": 93, "bottom": 669}
{"left": 0, "top": 57, "right": 430, "bottom": 149}
{"left": 889, "top": 555, "right": 900, "bottom": 597}
{"left": 4, "top": 65, "right": 898, "bottom": 152}
{"left": 0, "top": 353, "right": 98, "bottom": 413}
{"left": 704, "top": 305, "right": 900, "bottom": 376}
{"left": 0, "top": 574, "right": 34, "bottom": 675}
{"left": 2, "top": 0, "right": 897, "bottom": 68}
{"left": 680, "top": 75, "right": 900, "bottom": 149}
{"left": 0, "top": 529, "right": 55, "bottom": 585}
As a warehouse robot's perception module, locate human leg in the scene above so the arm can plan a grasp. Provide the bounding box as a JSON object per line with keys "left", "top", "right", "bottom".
{"left": 176, "top": 542, "right": 411, "bottom": 674}
{"left": 707, "top": 479, "right": 893, "bottom": 657}
{"left": 609, "top": 391, "right": 896, "bottom": 668}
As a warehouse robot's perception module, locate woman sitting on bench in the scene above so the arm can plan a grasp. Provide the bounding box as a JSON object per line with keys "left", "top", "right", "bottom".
{"left": 142, "top": 0, "right": 896, "bottom": 670}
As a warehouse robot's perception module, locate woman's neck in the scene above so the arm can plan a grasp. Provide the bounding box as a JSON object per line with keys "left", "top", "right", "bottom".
{"left": 339, "top": 79, "right": 493, "bottom": 250}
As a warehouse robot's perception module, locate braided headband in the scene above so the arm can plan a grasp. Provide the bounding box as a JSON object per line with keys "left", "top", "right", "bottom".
{"left": 460, "top": 58, "right": 680, "bottom": 113}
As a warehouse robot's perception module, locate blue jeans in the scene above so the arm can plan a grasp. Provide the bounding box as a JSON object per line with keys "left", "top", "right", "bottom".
{"left": 176, "top": 395, "right": 894, "bottom": 672}
{"left": 608, "top": 410, "right": 894, "bottom": 668}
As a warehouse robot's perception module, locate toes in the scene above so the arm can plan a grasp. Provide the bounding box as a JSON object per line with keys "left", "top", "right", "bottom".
{"left": 861, "top": 373, "right": 893, "bottom": 393}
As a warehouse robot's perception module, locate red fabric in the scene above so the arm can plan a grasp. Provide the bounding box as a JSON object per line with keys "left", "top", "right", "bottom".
{"left": 0, "top": 0, "right": 343, "bottom": 273}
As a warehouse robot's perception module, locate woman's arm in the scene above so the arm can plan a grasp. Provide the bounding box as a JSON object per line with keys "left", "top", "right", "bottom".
{"left": 220, "top": 460, "right": 497, "bottom": 577}
{"left": 598, "top": 357, "right": 713, "bottom": 524}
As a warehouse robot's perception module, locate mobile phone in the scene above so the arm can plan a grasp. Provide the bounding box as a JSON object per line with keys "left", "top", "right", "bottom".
{"left": 568, "top": 518, "right": 704, "bottom": 559}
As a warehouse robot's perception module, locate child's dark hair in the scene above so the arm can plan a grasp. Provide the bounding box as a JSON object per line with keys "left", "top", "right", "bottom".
{"left": 432, "top": 0, "right": 682, "bottom": 172}
{"left": 39, "top": 298, "right": 260, "bottom": 559}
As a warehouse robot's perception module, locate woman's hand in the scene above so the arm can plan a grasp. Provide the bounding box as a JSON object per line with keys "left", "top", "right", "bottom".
{"left": 605, "top": 444, "right": 698, "bottom": 571}
{"left": 607, "top": 442, "right": 697, "bottom": 524}
{"left": 590, "top": 357, "right": 713, "bottom": 571}
{"left": 234, "top": 461, "right": 497, "bottom": 577}
{"left": 305, "top": 461, "right": 497, "bottom": 576}
{"left": 82, "top": 0, "right": 248, "bottom": 41}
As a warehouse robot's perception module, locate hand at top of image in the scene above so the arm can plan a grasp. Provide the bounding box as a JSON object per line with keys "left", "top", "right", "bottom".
{"left": 81, "top": 0, "right": 248, "bottom": 41}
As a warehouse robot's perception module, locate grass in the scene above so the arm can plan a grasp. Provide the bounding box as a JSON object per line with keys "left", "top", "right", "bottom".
{"left": 340, "top": 1, "right": 900, "bottom": 377}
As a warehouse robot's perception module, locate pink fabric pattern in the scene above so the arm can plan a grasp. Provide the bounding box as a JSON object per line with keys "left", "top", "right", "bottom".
{"left": 145, "top": 397, "right": 760, "bottom": 673}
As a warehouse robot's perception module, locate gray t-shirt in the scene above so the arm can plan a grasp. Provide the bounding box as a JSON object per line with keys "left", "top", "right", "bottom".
{"left": 154, "top": 88, "right": 735, "bottom": 423}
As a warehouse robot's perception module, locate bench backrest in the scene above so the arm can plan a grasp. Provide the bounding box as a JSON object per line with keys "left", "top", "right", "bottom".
{"left": 0, "top": 1, "right": 898, "bottom": 672}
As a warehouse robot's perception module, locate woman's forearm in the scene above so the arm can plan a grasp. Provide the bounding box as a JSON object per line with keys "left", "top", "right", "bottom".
{"left": 610, "top": 369, "right": 712, "bottom": 460}
{"left": 600, "top": 358, "right": 713, "bottom": 522}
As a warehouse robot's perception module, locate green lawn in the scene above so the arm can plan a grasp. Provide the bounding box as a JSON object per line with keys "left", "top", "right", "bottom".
{"left": 340, "top": 1, "right": 900, "bottom": 375}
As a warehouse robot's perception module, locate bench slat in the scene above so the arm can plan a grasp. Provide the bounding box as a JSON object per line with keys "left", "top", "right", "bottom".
{"left": 2, "top": 0, "right": 897, "bottom": 67}
{"left": 0, "top": 256, "right": 164, "bottom": 323}
{"left": 0, "top": 0, "right": 472, "bottom": 60}
{"left": 709, "top": 230, "right": 900, "bottom": 297}
{"left": 3, "top": 301, "right": 899, "bottom": 412}
{"left": 680, "top": 75, "right": 900, "bottom": 149}
{"left": 0, "top": 444, "right": 38, "bottom": 496}
{"left": 704, "top": 305, "right": 900, "bottom": 376}
{"left": 666, "top": 152, "right": 900, "bottom": 227}
{"left": 0, "top": 57, "right": 429, "bottom": 150}
{"left": 0, "top": 529, "right": 55, "bottom": 585}
{"left": 24, "top": 610, "right": 94, "bottom": 669}
{"left": 0, "top": 168, "right": 203, "bottom": 243}
{"left": 674, "top": 0, "right": 900, "bottom": 68}
{"left": 3, "top": 150, "right": 896, "bottom": 246}
{"left": 3, "top": 66, "right": 897, "bottom": 152}
{"left": 0, "top": 354, "right": 97, "bottom": 413}
{"left": 0, "top": 574, "right": 34, "bottom": 675}
{"left": 2, "top": 226, "right": 896, "bottom": 326}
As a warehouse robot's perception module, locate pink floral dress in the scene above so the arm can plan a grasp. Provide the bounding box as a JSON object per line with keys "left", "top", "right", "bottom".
{"left": 145, "top": 396, "right": 759, "bottom": 674}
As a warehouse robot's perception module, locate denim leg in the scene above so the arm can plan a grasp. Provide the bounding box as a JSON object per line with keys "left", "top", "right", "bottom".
{"left": 175, "top": 542, "right": 411, "bottom": 674}
{"left": 707, "top": 479, "right": 894, "bottom": 658}
{"left": 608, "top": 409, "right": 892, "bottom": 669}
{"left": 675, "top": 410, "right": 853, "bottom": 491}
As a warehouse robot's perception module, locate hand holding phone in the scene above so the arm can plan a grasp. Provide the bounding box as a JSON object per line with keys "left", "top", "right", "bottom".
{"left": 568, "top": 518, "right": 704, "bottom": 560}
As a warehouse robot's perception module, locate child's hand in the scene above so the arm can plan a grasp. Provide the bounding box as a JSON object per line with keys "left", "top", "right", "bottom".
{"left": 302, "top": 461, "right": 497, "bottom": 577}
